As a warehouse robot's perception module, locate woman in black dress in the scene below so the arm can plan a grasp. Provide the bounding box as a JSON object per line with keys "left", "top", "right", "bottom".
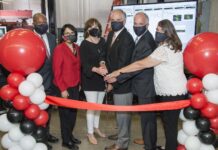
{"left": 80, "top": 18, "right": 107, "bottom": 145}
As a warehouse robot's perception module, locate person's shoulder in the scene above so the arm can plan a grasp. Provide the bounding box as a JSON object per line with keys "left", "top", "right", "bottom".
{"left": 73, "top": 43, "right": 80, "bottom": 49}
{"left": 100, "top": 37, "right": 106, "bottom": 42}
{"left": 144, "top": 30, "right": 154, "bottom": 39}
{"left": 80, "top": 39, "right": 87, "bottom": 46}
{"left": 55, "top": 43, "right": 64, "bottom": 50}
{"left": 46, "top": 32, "right": 55, "bottom": 38}
{"left": 122, "top": 28, "right": 134, "bottom": 41}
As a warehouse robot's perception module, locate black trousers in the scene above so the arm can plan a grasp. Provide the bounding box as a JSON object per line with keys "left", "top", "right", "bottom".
{"left": 138, "top": 96, "right": 157, "bottom": 150}
{"left": 157, "top": 94, "right": 187, "bottom": 150}
{"left": 58, "top": 86, "right": 79, "bottom": 143}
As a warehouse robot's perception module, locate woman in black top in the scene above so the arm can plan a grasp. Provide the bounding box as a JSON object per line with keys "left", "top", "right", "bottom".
{"left": 80, "top": 18, "right": 107, "bottom": 145}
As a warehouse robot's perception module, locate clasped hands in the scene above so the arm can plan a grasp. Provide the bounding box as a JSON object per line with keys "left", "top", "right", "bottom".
{"left": 92, "top": 66, "right": 121, "bottom": 83}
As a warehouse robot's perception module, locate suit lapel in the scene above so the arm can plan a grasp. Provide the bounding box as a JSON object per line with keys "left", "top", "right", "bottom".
{"left": 110, "top": 28, "right": 126, "bottom": 49}
{"left": 132, "top": 34, "right": 146, "bottom": 59}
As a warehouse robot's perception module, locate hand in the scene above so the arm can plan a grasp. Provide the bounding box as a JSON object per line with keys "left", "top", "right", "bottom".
{"left": 61, "top": 90, "right": 69, "bottom": 98}
{"left": 106, "top": 84, "right": 113, "bottom": 92}
{"left": 98, "top": 66, "right": 108, "bottom": 76}
{"left": 100, "top": 62, "right": 107, "bottom": 69}
{"left": 104, "top": 70, "right": 121, "bottom": 81}
{"left": 105, "top": 77, "right": 117, "bottom": 83}
{"left": 92, "top": 67, "right": 108, "bottom": 76}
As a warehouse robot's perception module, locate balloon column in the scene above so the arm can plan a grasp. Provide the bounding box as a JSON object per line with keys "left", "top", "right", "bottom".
{"left": 177, "top": 32, "right": 218, "bottom": 150}
{"left": 0, "top": 29, "right": 49, "bottom": 150}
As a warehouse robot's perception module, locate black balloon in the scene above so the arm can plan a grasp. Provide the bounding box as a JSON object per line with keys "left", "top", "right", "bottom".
{"left": 196, "top": 117, "right": 211, "bottom": 132}
{"left": 4, "top": 101, "right": 13, "bottom": 108}
{"left": 7, "top": 108, "right": 23, "bottom": 123}
{"left": 183, "top": 106, "right": 200, "bottom": 120}
{"left": 32, "top": 126, "right": 47, "bottom": 142}
{"left": 20, "top": 120, "right": 36, "bottom": 134}
{"left": 198, "top": 130, "right": 216, "bottom": 144}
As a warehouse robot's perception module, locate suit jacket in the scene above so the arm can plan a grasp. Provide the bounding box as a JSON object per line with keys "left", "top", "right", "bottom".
{"left": 37, "top": 33, "right": 56, "bottom": 92}
{"left": 106, "top": 28, "right": 135, "bottom": 94}
{"left": 117, "top": 31, "right": 157, "bottom": 98}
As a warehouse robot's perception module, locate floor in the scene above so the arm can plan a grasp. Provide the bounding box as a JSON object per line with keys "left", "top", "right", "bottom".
{"left": 0, "top": 108, "right": 169, "bottom": 150}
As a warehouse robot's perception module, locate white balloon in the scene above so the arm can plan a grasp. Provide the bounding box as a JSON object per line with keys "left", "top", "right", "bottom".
{"left": 185, "top": 136, "right": 201, "bottom": 150}
{"left": 205, "top": 89, "right": 218, "bottom": 105}
{"left": 18, "top": 80, "right": 36, "bottom": 96}
{"left": 1, "top": 134, "right": 17, "bottom": 149}
{"left": 9, "top": 145, "right": 23, "bottom": 150}
{"left": 27, "top": 73, "right": 43, "bottom": 88}
{"left": 183, "top": 120, "right": 199, "bottom": 136}
{"left": 8, "top": 126, "right": 25, "bottom": 141}
{"left": 30, "top": 88, "right": 46, "bottom": 105}
{"left": 19, "top": 135, "right": 36, "bottom": 150}
{"left": 39, "top": 102, "right": 49, "bottom": 110}
{"left": 179, "top": 109, "right": 188, "bottom": 121}
{"left": 177, "top": 129, "right": 188, "bottom": 145}
{"left": 202, "top": 73, "right": 218, "bottom": 91}
{"left": 0, "top": 114, "right": 16, "bottom": 132}
{"left": 39, "top": 85, "right": 45, "bottom": 91}
{"left": 199, "top": 143, "right": 215, "bottom": 150}
{"left": 33, "top": 143, "right": 48, "bottom": 150}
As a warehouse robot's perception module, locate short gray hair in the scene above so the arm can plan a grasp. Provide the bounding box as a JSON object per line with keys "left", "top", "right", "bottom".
{"left": 112, "top": 9, "right": 126, "bottom": 20}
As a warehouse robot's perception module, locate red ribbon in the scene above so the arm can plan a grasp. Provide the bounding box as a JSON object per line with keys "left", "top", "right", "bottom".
{"left": 46, "top": 96, "right": 190, "bottom": 112}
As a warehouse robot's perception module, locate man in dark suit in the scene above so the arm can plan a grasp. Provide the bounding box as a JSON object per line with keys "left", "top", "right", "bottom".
{"left": 33, "top": 13, "right": 58, "bottom": 150}
{"left": 110, "top": 12, "right": 157, "bottom": 150}
{"left": 104, "top": 9, "right": 135, "bottom": 150}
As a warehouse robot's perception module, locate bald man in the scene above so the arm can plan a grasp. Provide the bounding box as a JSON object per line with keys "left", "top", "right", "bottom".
{"left": 105, "top": 9, "right": 135, "bottom": 150}
{"left": 115, "top": 12, "right": 157, "bottom": 150}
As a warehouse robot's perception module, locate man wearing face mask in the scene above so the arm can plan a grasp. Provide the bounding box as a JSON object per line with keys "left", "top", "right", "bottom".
{"left": 109, "top": 12, "right": 158, "bottom": 150}
{"left": 33, "top": 13, "right": 58, "bottom": 150}
{"left": 104, "top": 9, "right": 135, "bottom": 150}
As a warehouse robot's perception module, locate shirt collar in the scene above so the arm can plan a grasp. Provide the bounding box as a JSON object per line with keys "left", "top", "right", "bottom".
{"left": 114, "top": 27, "right": 125, "bottom": 38}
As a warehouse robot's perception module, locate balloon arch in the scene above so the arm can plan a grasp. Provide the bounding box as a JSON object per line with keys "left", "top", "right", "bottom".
{"left": 0, "top": 29, "right": 218, "bottom": 150}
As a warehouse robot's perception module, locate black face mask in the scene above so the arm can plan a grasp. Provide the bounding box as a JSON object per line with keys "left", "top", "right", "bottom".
{"left": 89, "top": 28, "right": 100, "bottom": 37}
{"left": 63, "top": 34, "right": 77, "bottom": 43}
{"left": 111, "top": 21, "right": 124, "bottom": 32}
{"left": 133, "top": 25, "right": 147, "bottom": 36}
{"left": 155, "top": 32, "right": 168, "bottom": 44}
{"left": 34, "top": 24, "right": 48, "bottom": 35}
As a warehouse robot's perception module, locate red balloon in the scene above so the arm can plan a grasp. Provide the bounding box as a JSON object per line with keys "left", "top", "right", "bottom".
{"left": 0, "top": 29, "right": 46, "bottom": 75}
{"left": 0, "top": 84, "right": 18, "bottom": 101}
{"left": 201, "top": 102, "right": 218, "bottom": 119}
{"left": 191, "top": 93, "right": 208, "bottom": 109}
{"left": 210, "top": 116, "right": 218, "bottom": 129}
{"left": 7, "top": 73, "right": 25, "bottom": 88}
{"left": 186, "top": 78, "right": 203, "bottom": 94}
{"left": 13, "top": 94, "right": 30, "bottom": 110}
{"left": 177, "top": 144, "right": 186, "bottom": 150}
{"left": 34, "top": 110, "right": 49, "bottom": 126}
{"left": 24, "top": 104, "right": 40, "bottom": 120}
{"left": 212, "top": 128, "right": 218, "bottom": 135}
{"left": 184, "top": 32, "right": 218, "bottom": 78}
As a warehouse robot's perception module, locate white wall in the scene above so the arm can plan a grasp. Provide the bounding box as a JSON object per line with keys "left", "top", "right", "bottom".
{"left": 55, "top": 0, "right": 113, "bottom": 31}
